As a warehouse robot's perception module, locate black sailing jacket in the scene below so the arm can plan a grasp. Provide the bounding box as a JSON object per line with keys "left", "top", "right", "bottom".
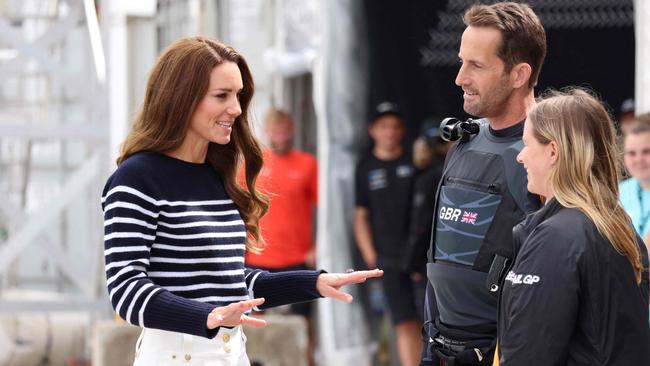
{"left": 498, "top": 199, "right": 650, "bottom": 366}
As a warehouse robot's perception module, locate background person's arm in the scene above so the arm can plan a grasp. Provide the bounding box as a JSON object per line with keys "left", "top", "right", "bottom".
{"left": 354, "top": 206, "right": 377, "bottom": 269}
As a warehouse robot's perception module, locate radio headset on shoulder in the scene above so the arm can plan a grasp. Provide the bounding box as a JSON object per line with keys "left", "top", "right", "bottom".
{"left": 439, "top": 117, "right": 480, "bottom": 143}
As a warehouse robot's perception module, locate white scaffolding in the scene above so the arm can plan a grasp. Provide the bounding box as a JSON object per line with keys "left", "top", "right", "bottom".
{"left": 0, "top": 0, "right": 108, "bottom": 313}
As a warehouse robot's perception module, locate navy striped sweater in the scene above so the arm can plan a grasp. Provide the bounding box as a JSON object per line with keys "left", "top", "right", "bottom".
{"left": 102, "top": 152, "right": 321, "bottom": 338}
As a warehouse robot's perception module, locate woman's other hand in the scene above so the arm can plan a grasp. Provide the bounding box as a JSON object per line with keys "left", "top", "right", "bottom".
{"left": 316, "top": 269, "right": 384, "bottom": 303}
{"left": 206, "top": 297, "right": 266, "bottom": 329}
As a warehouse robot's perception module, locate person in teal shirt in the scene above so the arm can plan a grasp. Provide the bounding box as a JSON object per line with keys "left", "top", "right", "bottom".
{"left": 621, "top": 115, "right": 650, "bottom": 242}
{"left": 620, "top": 113, "right": 650, "bottom": 319}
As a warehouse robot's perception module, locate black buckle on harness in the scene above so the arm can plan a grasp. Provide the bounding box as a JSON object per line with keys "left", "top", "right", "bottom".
{"left": 432, "top": 334, "right": 486, "bottom": 365}
{"left": 486, "top": 254, "right": 510, "bottom": 296}
{"left": 433, "top": 334, "right": 466, "bottom": 354}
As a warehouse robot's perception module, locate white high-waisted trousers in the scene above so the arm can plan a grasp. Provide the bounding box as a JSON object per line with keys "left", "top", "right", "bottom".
{"left": 133, "top": 326, "right": 249, "bottom": 366}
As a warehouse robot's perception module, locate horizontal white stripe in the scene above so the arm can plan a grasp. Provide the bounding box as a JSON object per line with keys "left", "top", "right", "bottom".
{"left": 126, "top": 283, "right": 154, "bottom": 324}
{"left": 247, "top": 271, "right": 263, "bottom": 311}
{"left": 159, "top": 209, "right": 240, "bottom": 218}
{"left": 191, "top": 295, "right": 250, "bottom": 303}
{"left": 105, "top": 217, "right": 157, "bottom": 230}
{"left": 104, "top": 202, "right": 157, "bottom": 218}
{"left": 109, "top": 273, "right": 145, "bottom": 301}
{"left": 148, "top": 269, "right": 244, "bottom": 278}
{"left": 244, "top": 268, "right": 260, "bottom": 280}
{"left": 139, "top": 288, "right": 161, "bottom": 326}
{"left": 152, "top": 243, "right": 246, "bottom": 252}
{"left": 115, "top": 281, "right": 138, "bottom": 315}
{"left": 160, "top": 198, "right": 233, "bottom": 206}
{"left": 158, "top": 220, "right": 244, "bottom": 229}
{"left": 156, "top": 231, "right": 246, "bottom": 240}
{"left": 105, "top": 258, "right": 150, "bottom": 271}
{"left": 102, "top": 186, "right": 155, "bottom": 204}
{"left": 103, "top": 185, "right": 233, "bottom": 207}
{"left": 149, "top": 256, "right": 244, "bottom": 264}
{"left": 164, "top": 282, "right": 246, "bottom": 291}
{"left": 106, "top": 265, "right": 146, "bottom": 286}
{"left": 104, "top": 245, "right": 149, "bottom": 256}
{"left": 105, "top": 232, "right": 155, "bottom": 241}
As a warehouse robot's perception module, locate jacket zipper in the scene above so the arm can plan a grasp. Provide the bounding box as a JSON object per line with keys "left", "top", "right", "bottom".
{"left": 446, "top": 176, "right": 500, "bottom": 194}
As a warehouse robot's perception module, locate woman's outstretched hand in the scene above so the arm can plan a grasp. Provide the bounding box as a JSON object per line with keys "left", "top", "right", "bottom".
{"left": 206, "top": 297, "right": 267, "bottom": 329}
{"left": 316, "top": 269, "right": 384, "bottom": 303}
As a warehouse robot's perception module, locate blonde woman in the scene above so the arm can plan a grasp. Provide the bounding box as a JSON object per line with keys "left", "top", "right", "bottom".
{"left": 497, "top": 89, "right": 649, "bottom": 365}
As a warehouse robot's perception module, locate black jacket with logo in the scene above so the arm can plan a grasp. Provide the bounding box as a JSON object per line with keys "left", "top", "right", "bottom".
{"left": 498, "top": 199, "right": 650, "bottom": 366}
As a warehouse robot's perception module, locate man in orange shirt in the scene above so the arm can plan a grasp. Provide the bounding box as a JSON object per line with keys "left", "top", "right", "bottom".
{"left": 246, "top": 108, "right": 318, "bottom": 272}
{"left": 246, "top": 109, "right": 318, "bottom": 356}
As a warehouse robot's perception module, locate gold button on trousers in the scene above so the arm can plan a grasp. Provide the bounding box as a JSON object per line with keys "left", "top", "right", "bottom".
{"left": 133, "top": 326, "right": 249, "bottom": 365}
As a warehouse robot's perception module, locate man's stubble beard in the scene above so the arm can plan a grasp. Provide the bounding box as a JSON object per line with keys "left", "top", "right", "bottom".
{"left": 464, "top": 76, "right": 512, "bottom": 119}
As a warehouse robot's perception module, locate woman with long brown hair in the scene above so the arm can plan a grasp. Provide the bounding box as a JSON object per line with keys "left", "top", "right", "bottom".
{"left": 101, "top": 36, "right": 382, "bottom": 365}
{"left": 496, "top": 88, "right": 649, "bottom": 365}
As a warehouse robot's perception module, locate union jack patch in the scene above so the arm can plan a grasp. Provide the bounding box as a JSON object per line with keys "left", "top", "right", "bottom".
{"left": 461, "top": 211, "right": 477, "bottom": 224}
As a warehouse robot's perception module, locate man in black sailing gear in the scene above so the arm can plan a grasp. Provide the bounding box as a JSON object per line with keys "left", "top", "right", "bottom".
{"left": 420, "top": 3, "right": 547, "bottom": 365}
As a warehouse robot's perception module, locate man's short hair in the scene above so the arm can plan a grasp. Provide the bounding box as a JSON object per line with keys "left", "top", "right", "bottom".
{"left": 464, "top": 2, "right": 547, "bottom": 89}
{"left": 625, "top": 113, "right": 650, "bottom": 136}
{"left": 265, "top": 108, "right": 293, "bottom": 125}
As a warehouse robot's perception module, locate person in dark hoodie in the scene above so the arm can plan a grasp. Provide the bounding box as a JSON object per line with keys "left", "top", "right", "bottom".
{"left": 497, "top": 88, "right": 650, "bottom": 365}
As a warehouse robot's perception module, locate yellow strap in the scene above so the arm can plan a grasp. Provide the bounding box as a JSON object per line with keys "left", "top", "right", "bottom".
{"left": 493, "top": 341, "right": 500, "bottom": 365}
